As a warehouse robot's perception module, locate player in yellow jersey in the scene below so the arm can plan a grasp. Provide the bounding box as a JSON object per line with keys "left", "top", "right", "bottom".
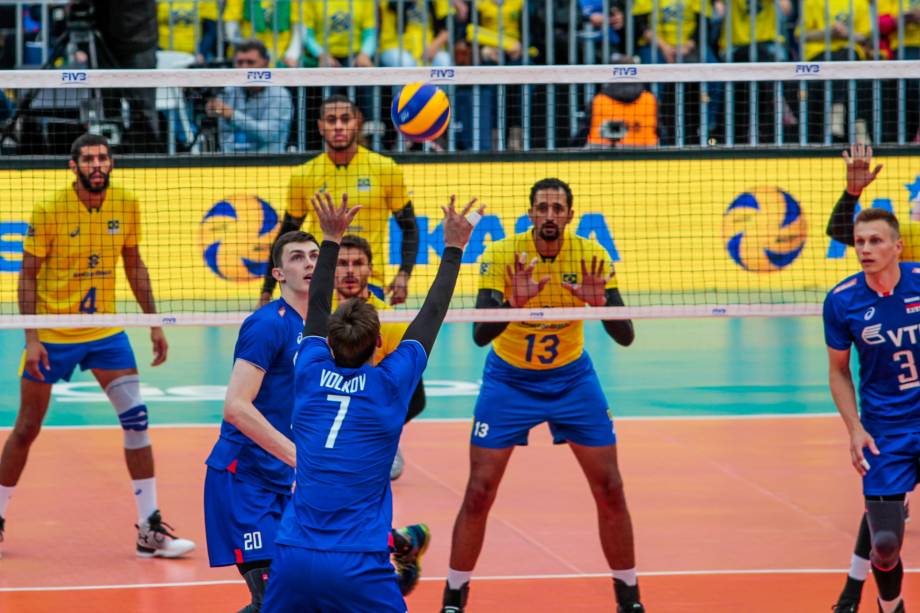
{"left": 0, "top": 134, "right": 194, "bottom": 559}
{"left": 334, "top": 235, "right": 426, "bottom": 484}
{"left": 261, "top": 95, "right": 419, "bottom": 307}
{"left": 442, "top": 178, "right": 642, "bottom": 613}
{"left": 827, "top": 144, "right": 918, "bottom": 613}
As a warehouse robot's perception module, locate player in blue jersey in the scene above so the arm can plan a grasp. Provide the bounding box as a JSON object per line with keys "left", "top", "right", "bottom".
{"left": 204, "top": 230, "right": 318, "bottom": 613}
{"left": 824, "top": 208, "right": 920, "bottom": 613}
{"left": 261, "top": 191, "right": 481, "bottom": 613}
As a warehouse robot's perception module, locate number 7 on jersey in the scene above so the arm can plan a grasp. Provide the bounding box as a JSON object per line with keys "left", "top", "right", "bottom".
{"left": 324, "top": 394, "right": 351, "bottom": 448}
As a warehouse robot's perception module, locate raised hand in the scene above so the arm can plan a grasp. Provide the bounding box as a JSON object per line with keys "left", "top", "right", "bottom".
{"left": 843, "top": 143, "right": 883, "bottom": 197}
{"left": 562, "top": 256, "right": 613, "bottom": 307}
{"left": 310, "top": 191, "right": 361, "bottom": 243}
{"left": 505, "top": 252, "right": 550, "bottom": 308}
{"left": 442, "top": 195, "right": 483, "bottom": 250}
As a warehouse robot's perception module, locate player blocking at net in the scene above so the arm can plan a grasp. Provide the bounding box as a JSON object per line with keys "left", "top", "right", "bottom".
{"left": 0, "top": 134, "right": 194, "bottom": 558}
{"left": 442, "top": 178, "right": 643, "bottom": 613}
{"left": 262, "top": 192, "right": 483, "bottom": 612}
{"left": 824, "top": 208, "right": 920, "bottom": 613}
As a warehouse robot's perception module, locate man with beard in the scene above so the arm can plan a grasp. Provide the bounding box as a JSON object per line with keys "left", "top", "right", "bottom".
{"left": 260, "top": 95, "right": 419, "bottom": 307}
{"left": 335, "top": 234, "right": 427, "bottom": 481}
{"left": 0, "top": 134, "right": 195, "bottom": 558}
{"left": 442, "top": 178, "right": 644, "bottom": 613}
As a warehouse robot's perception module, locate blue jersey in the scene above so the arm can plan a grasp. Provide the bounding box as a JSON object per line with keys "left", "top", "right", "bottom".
{"left": 205, "top": 298, "right": 303, "bottom": 493}
{"left": 275, "top": 335, "right": 427, "bottom": 553}
{"left": 824, "top": 263, "right": 920, "bottom": 437}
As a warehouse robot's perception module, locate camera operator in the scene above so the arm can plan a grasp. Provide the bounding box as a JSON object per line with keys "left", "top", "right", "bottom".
{"left": 89, "top": 0, "right": 162, "bottom": 152}
{"left": 205, "top": 39, "right": 292, "bottom": 153}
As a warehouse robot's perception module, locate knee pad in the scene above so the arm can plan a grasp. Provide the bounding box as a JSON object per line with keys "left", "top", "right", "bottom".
{"left": 104, "top": 374, "right": 150, "bottom": 450}
{"left": 866, "top": 500, "right": 906, "bottom": 570}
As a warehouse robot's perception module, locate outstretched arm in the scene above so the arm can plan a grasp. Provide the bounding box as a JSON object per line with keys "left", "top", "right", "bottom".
{"left": 601, "top": 287, "right": 634, "bottom": 346}
{"left": 827, "top": 144, "right": 884, "bottom": 246}
{"left": 404, "top": 197, "right": 483, "bottom": 356}
{"left": 303, "top": 193, "right": 362, "bottom": 338}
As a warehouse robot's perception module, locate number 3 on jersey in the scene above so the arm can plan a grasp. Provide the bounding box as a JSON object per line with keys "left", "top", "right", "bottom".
{"left": 79, "top": 287, "right": 97, "bottom": 314}
{"left": 524, "top": 334, "right": 559, "bottom": 364}
{"left": 894, "top": 350, "right": 920, "bottom": 391}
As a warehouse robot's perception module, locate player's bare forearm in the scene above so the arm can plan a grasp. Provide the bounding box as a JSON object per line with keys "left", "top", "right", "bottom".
{"left": 225, "top": 360, "right": 296, "bottom": 467}
{"left": 828, "top": 357, "right": 861, "bottom": 434}
{"left": 18, "top": 253, "right": 40, "bottom": 342}
{"left": 123, "top": 249, "right": 158, "bottom": 314}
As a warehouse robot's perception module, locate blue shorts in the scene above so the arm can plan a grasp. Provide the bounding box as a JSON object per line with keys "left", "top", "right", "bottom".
{"left": 262, "top": 545, "right": 405, "bottom": 613}
{"left": 472, "top": 350, "right": 617, "bottom": 449}
{"left": 862, "top": 431, "right": 920, "bottom": 497}
{"left": 203, "top": 467, "right": 291, "bottom": 567}
{"left": 20, "top": 331, "right": 137, "bottom": 384}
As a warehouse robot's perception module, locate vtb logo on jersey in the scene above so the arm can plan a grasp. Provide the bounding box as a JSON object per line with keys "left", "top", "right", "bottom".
{"left": 861, "top": 323, "right": 920, "bottom": 347}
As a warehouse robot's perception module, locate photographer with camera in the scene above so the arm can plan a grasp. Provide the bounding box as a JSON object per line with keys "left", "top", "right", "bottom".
{"left": 205, "top": 39, "right": 293, "bottom": 153}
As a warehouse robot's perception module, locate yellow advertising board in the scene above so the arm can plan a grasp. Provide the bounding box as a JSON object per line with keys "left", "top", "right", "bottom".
{"left": 0, "top": 155, "right": 917, "bottom": 311}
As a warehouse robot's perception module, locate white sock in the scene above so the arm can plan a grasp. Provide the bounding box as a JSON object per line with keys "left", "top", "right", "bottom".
{"left": 132, "top": 478, "right": 158, "bottom": 523}
{"left": 612, "top": 568, "right": 638, "bottom": 586}
{"left": 447, "top": 568, "right": 472, "bottom": 590}
{"left": 0, "top": 484, "right": 13, "bottom": 518}
{"left": 879, "top": 596, "right": 903, "bottom": 613}
{"left": 848, "top": 554, "right": 871, "bottom": 581}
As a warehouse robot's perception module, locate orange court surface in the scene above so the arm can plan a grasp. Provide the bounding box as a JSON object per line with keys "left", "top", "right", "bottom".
{"left": 0, "top": 418, "right": 916, "bottom": 612}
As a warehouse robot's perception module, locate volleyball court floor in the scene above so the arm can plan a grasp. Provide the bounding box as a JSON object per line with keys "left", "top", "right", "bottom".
{"left": 0, "top": 318, "right": 916, "bottom": 612}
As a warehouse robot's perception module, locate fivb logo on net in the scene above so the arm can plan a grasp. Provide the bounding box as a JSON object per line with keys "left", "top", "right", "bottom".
{"left": 61, "top": 71, "right": 88, "bottom": 84}
{"left": 246, "top": 70, "right": 272, "bottom": 83}
{"left": 794, "top": 64, "right": 821, "bottom": 75}
{"left": 611, "top": 66, "right": 639, "bottom": 79}
{"left": 429, "top": 68, "right": 456, "bottom": 83}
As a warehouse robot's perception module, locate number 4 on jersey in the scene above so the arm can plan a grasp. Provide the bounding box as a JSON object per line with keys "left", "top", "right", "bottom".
{"left": 79, "top": 287, "right": 97, "bottom": 314}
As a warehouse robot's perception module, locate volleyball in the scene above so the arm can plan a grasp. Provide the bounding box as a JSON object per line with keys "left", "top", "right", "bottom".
{"left": 199, "top": 195, "right": 279, "bottom": 281}
{"left": 391, "top": 82, "right": 451, "bottom": 142}
{"left": 723, "top": 187, "right": 807, "bottom": 272}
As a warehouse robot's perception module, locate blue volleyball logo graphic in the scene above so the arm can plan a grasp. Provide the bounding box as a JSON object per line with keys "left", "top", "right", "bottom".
{"left": 391, "top": 82, "right": 451, "bottom": 142}
{"left": 723, "top": 187, "right": 807, "bottom": 272}
{"left": 199, "top": 195, "right": 278, "bottom": 281}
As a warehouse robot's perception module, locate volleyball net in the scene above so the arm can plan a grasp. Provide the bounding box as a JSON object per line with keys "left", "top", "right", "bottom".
{"left": 0, "top": 60, "right": 918, "bottom": 328}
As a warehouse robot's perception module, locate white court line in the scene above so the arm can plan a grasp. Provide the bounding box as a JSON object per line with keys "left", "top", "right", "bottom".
{"left": 2, "top": 568, "right": 919, "bottom": 593}
{"left": 0, "top": 413, "right": 840, "bottom": 431}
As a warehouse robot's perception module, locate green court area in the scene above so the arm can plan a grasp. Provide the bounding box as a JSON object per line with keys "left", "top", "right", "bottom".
{"left": 0, "top": 317, "right": 837, "bottom": 427}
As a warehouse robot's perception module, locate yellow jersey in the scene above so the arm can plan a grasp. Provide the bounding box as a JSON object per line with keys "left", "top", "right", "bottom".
{"left": 288, "top": 147, "right": 411, "bottom": 288}
{"left": 303, "top": 0, "right": 376, "bottom": 58}
{"left": 720, "top": 0, "right": 785, "bottom": 48}
{"left": 330, "top": 292, "right": 407, "bottom": 365}
{"left": 224, "top": 0, "right": 301, "bottom": 61}
{"left": 633, "top": 0, "right": 703, "bottom": 46}
{"left": 799, "top": 0, "right": 871, "bottom": 60}
{"left": 479, "top": 230, "right": 618, "bottom": 370}
{"left": 879, "top": 0, "right": 920, "bottom": 50}
{"left": 24, "top": 184, "right": 141, "bottom": 344}
{"left": 380, "top": 0, "right": 450, "bottom": 61}
{"left": 473, "top": 0, "right": 523, "bottom": 44}
{"left": 158, "top": 0, "right": 219, "bottom": 54}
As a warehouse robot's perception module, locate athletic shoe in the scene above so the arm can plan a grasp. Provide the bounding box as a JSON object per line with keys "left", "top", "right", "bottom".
{"left": 614, "top": 579, "right": 645, "bottom": 613}
{"left": 441, "top": 581, "right": 469, "bottom": 613}
{"left": 392, "top": 523, "right": 430, "bottom": 595}
{"left": 832, "top": 597, "right": 859, "bottom": 613}
{"left": 136, "top": 510, "right": 196, "bottom": 558}
{"left": 390, "top": 448, "right": 405, "bottom": 481}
